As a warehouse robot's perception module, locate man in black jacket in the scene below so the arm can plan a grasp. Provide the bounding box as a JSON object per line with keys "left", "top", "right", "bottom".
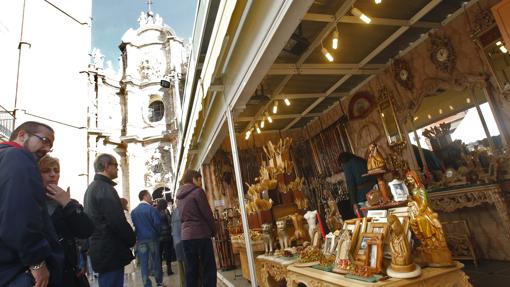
{"left": 84, "top": 154, "right": 135, "bottom": 287}
{"left": 0, "top": 121, "right": 64, "bottom": 287}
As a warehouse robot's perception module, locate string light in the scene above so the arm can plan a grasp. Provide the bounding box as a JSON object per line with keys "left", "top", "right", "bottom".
{"left": 255, "top": 124, "right": 261, "bottom": 134}
{"left": 265, "top": 112, "right": 273, "bottom": 123}
{"left": 284, "top": 98, "right": 291, "bottom": 106}
{"left": 351, "top": 7, "right": 371, "bottom": 24}
{"left": 245, "top": 129, "right": 252, "bottom": 140}
{"left": 260, "top": 118, "right": 265, "bottom": 128}
{"left": 439, "top": 108, "right": 443, "bottom": 115}
{"left": 449, "top": 105, "right": 454, "bottom": 110}
{"left": 466, "top": 97, "right": 471, "bottom": 104}
{"left": 273, "top": 100, "right": 278, "bottom": 114}
{"left": 496, "top": 41, "right": 508, "bottom": 53}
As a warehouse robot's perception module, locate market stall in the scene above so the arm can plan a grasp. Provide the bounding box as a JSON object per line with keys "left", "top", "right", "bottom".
{"left": 177, "top": 0, "right": 510, "bottom": 286}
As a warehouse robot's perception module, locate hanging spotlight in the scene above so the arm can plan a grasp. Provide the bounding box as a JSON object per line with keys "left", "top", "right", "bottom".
{"left": 245, "top": 129, "right": 252, "bottom": 140}
{"left": 255, "top": 124, "right": 261, "bottom": 134}
{"left": 273, "top": 101, "right": 278, "bottom": 114}
{"left": 351, "top": 7, "right": 371, "bottom": 24}
{"left": 260, "top": 118, "right": 265, "bottom": 128}
{"left": 332, "top": 29, "right": 339, "bottom": 50}
{"left": 375, "top": 0, "right": 382, "bottom": 4}
{"left": 321, "top": 43, "right": 334, "bottom": 62}
{"left": 284, "top": 98, "right": 291, "bottom": 106}
{"left": 265, "top": 112, "right": 273, "bottom": 123}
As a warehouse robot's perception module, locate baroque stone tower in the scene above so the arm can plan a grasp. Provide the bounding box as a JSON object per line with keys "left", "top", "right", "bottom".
{"left": 86, "top": 8, "right": 188, "bottom": 207}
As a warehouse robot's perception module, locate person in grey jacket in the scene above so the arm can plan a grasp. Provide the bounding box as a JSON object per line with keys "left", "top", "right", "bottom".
{"left": 176, "top": 169, "right": 216, "bottom": 287}
{"left": 171, "top": 203, "right": 185, "bottom": 287}
{"left": 84, "top": 154, "right": 135, "bottom": 287}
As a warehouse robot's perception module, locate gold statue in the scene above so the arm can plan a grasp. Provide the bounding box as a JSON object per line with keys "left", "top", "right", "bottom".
{"left": 406, "top": 171, "right": 453, "bottom": 267}
{"left": 367, "top": 143, "right": 387, "bottom": 172}
{"left": 386, "top": 214, "right": 423, "bottom": 278}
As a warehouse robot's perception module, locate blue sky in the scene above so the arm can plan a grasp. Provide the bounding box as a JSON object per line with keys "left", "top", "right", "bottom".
{"left": 92, "top": 0, "right": 197, "bottom": 70}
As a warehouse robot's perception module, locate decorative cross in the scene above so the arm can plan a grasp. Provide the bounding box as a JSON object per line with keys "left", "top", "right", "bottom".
{"left": 146, "top": 0, "right": 153, "bottom": 12}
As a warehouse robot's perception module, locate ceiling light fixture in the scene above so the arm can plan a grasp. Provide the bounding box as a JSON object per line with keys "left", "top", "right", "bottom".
{"left": 284, "top": 98, "right": 291, "bottom": 106}
{"left": 466, "top": 97, "right": 471, "bottom": 104}
{"left": 375, "top": 0, "right": 382, "bottom": 4}
{"left": 332, "top": 28, "right": 339, "bottom": 50}
{"left": 321, "top": 42, "right": 334, "bottom": 62}
{"left": 273, "top": 100, "right": 278, "bottom": 114}
{"left": 245, "top": 129, "right": 252, "bottom": 140}
{"left": 449, "top": 105, "right": 454, "bottom": 110}
{"left": 351, "top": 7, "right": 371, "bottom": 24}
{"left": 260, "top": 118, "right": 265, "bottom": 128}
{"left": 439, "top": 108, "right": 443, "bottom": 115}
{"left": 496, "top": 40, "right": 508, "bottom": 53}
{"left": 255, "top": 124, "right": 261, "bottom": 134}
{"left": 265, "top": 112, "right": 273, "bottom": 123}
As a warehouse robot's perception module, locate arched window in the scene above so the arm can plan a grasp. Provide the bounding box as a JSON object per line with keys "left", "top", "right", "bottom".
{"left": 148, "top": 100, "right": 164, "bottom": 122}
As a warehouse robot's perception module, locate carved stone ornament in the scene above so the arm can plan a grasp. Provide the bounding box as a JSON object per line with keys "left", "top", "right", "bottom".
{"left": 138, "top": 58, "right": 163, "bottom": 82}
{"left": 430, "top": 34, "right": 456, "bottom": 74}
{"left": 393, "top": 59, "right": 414, "bottom": 91}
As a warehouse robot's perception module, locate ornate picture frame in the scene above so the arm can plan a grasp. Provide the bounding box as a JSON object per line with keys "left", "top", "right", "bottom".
{"left": 367, "top": 222, "right": 389, "bottom": 238}
{"left": 388, "top": 179, "right": 409, "bottom": 201}
{"left": 343, "top": 219, "right": 361, "bottom": 255}
{"left": 348, "top": 91, "right": 375, "bottom": 120}
{"left": 354, "top": 233, "right": 382, "bottom": 266}
{"left": 366, "top": 236, "right": 384, "bottom": 273}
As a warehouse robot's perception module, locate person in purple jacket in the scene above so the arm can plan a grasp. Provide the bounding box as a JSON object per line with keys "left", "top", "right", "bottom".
{"left": 176, "top": 170, "right": 216, "bottom": 287}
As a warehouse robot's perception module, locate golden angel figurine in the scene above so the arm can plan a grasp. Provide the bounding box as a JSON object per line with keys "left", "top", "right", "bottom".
{"left": 367, "top": 143, "right": 387, "bottom": 172}
{"left": 406, "top": 171, "right": 453, "bottom": 267}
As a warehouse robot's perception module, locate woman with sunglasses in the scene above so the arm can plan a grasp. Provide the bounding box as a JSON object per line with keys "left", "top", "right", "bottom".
{"left": 38, "top": 155, "right": 95, "bottom": 286}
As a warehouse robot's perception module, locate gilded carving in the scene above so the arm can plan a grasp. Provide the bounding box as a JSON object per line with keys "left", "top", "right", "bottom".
{"left": 429, "top": 34, "right": 456, "bottom": 74}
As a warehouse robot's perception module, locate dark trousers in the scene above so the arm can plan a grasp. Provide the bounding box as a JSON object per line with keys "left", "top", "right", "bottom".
{"left": 98, "top": 268, "right": 124, "bottom": 287}
{"left": 182, "top": 238, "right": 217, "bottom": 287}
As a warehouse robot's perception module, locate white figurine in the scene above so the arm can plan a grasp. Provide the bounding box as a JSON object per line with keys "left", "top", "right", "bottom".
{"left": 276, "top": 220, "right": 290, "bottom": 250}
{"left": 304, "top": 210, "right": 318, "bottom": 241}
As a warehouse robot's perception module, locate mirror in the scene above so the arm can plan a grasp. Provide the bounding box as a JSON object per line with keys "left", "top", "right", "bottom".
{"left": 377, "top": 87, "right": 404, "bottom": 146}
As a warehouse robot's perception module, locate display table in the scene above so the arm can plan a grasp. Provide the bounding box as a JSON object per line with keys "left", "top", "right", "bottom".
{"left": 428, "top": 183, "right": 510, "bottom": 260}
{"left": 255, "top": 254, "right": 298, "bottom": 287}
{"left": 286, "top": 261, "right": 472, "bottom": 287}
{"left": 231, "top": 240, "right": 265, "bottom": 281}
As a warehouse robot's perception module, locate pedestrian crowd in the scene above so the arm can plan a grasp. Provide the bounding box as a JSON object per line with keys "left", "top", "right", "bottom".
{"left": 0, "top": 121, "right": 217, "bottom": 287}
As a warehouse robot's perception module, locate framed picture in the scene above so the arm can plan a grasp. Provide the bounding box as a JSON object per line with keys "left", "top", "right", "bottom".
{"left": 354, "top": 233, "right": 382, "bottom": 266}
{"left": 348, "top": 91, "right": 375, "bottom": 120}
{"left": 367, "top": 222, "right": 388, "bottom": 238}
{"left": 323, "top": 232, "right": 337, "bottom": 255}
{"left": 366, "top": 209, "right": 387, "bottom": 219}
{"left": 388, "top": 179, "right": 409, "bottom": 201}
{"left": 366, "top": 236, "right": 384, "bottom": 273}
{"left": 343, "top": 219, "right": 361, "bottom": 255}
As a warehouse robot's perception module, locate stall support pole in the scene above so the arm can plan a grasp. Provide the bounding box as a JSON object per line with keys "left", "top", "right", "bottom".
{"left": 225, "top": 108, "right": 258, "bottom": 287}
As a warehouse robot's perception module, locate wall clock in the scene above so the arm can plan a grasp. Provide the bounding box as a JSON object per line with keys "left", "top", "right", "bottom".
{"left": 430, "top": 34, "right": 456, "bottom": 74}
{"left": 393, "top": 59, "right": 414, "bottom": 91}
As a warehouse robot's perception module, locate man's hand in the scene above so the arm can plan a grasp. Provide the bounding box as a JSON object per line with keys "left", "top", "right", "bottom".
{"left": 30, "top": 264, "right": 50, "bottom": 287}
{"left": 46, "top": 184, "right": 71, "bottom": 207}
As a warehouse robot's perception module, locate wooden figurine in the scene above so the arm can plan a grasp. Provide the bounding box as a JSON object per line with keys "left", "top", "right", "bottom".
{"left": 367, "top": 143, "right": 387, "bottom": 172}
{"left": 386, "top": 214, "right": 421, "bottom": 278}
{"left": 289, "top": 213, "right": 307, "bottom": 242}
{"left": 406, "top": 171, "right": 453, "bottom": 267}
